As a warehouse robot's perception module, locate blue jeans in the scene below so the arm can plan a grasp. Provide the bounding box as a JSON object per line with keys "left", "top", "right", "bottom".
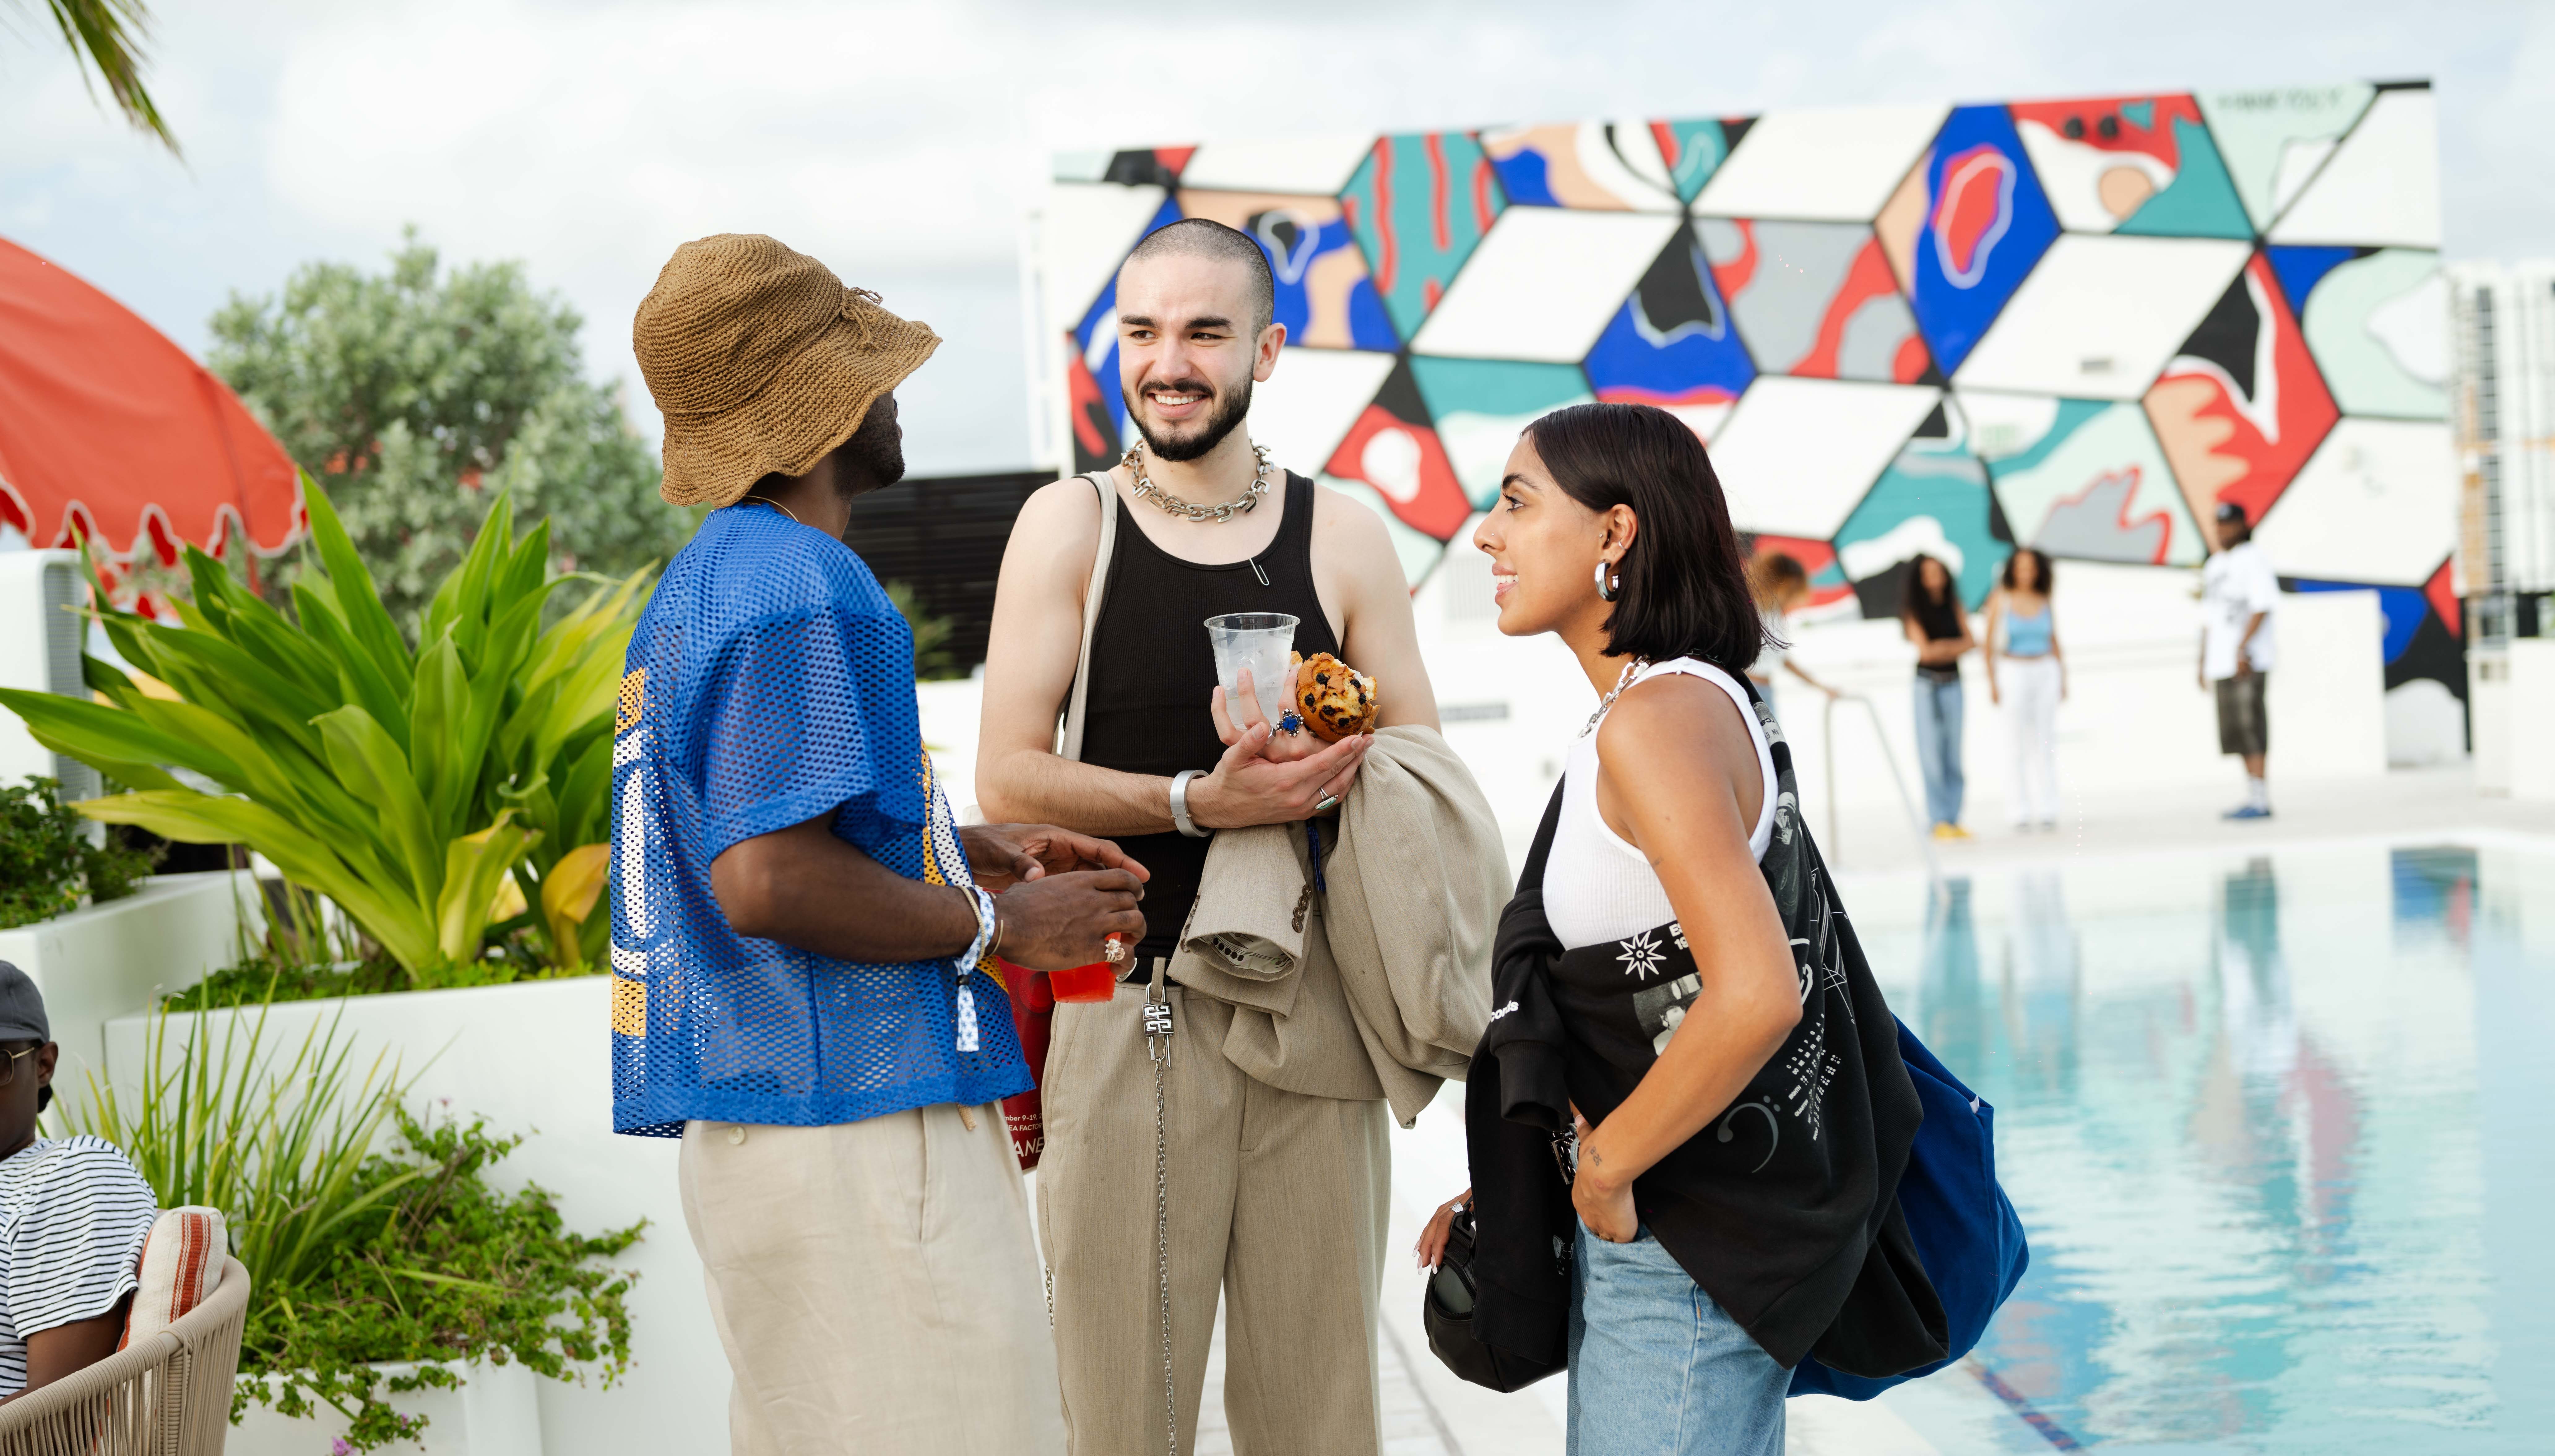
{"left": 1567, "top": 1224, "right": 1787, "bottom": 1455}
{"left": 1912, "top": 675, "right": 1966, "bottom": 826}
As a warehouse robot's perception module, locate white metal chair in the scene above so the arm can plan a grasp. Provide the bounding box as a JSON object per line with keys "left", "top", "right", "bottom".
{"left": 0, "top": 1256, "right": 251, "bottom": 1455}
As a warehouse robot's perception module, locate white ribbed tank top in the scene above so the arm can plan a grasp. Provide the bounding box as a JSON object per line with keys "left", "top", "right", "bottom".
{"left": 1543, "top": 658, "right": 1778, "bottom": 951}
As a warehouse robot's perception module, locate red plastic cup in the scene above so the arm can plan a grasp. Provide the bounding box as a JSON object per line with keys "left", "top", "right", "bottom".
{"left": 1048, "top": 934, "right": 1135, "bottom": 1003}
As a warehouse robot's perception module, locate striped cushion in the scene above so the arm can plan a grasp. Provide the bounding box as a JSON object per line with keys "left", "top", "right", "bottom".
{"left": 117, "top": 1207, "right": 225, "bottom": 1350}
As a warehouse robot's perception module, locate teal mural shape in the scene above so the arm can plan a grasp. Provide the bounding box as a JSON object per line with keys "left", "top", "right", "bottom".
{"left": 2298, "top": 248, "right": 2447, "bottom": 419}
{"left": 2197, "top": 82, "right": 2377, "bottom": 233}
{"left": 1341, "top": 132, "right": 1507, "bottom": 341}
{"left": 1833, "top": 402, "right": 2008, "bottom": 609}
{"left": 1652, "top": 118, "right": 1738, "bottom": 204}
{"left": 1408, "top": 356, "right": 1592, "bottom": 509}
{"left": 1968, "top": 395, "right": 2207, "bottom": 566}
{"left": 2114, "top": 118, "right": 2253, "bottom": 240}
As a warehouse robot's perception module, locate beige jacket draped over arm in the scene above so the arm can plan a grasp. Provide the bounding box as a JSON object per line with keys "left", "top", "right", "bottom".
{"left": 1167, "top": 725, "right": 1507, "bottom": 1127}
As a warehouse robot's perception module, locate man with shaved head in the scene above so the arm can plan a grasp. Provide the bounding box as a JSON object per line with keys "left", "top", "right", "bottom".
{"left": 976, "top": 219, "right": 1498, "bottom": 1453}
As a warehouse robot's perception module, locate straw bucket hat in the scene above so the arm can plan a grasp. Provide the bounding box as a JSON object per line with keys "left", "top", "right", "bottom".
{"left": 634, "top": 234, "right": 940, "bottom": 508}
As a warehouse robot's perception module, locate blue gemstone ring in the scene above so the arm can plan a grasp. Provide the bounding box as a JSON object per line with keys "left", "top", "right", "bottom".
{"left": 1278, "top": 712, "right": 1303, "bottom": 735}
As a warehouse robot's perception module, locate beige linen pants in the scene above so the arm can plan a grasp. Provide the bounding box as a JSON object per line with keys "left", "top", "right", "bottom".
{"left": 679, "top": 1104, "right": 1066, "bottom": 1456}
{"left": 1038, "top": 980, "right": 1391, "bottom": 1456}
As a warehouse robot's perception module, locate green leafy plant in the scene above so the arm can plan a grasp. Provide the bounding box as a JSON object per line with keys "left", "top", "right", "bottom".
{"left": 70, "top": 1000, "right": 641, "bottom": 1450}
{"left": 883, "top": 579, "right": 966, "bottom": 681}
{"left": 78, "top": 997, "right": 424, "bottom": 1292}
{"left": 0, "top": 775, "right": 162, "bottom": 929}
{"left": 163, "top": 879, "right": 396, "bottom": 1012}
{"left": 0, "top": 478, "right": 644, "bottom": 984}
{"left": 209, "top": 231, "right": 689, "bottom": 629}
{"left": 244, "top": 1111, "right": 642, "bottom": 1450}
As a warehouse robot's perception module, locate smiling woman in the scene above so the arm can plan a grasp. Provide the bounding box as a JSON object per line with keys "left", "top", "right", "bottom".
{"left": 1436, "top": 402, "right": 1945, "bottom": 1455}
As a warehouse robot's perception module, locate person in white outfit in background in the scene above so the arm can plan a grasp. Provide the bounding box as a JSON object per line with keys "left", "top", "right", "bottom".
{"left": 2199, "top": 501, "right": 2279, "bottom": 820}
{"left": 1984, "top": 548, "right": 2064, "bottom": 831}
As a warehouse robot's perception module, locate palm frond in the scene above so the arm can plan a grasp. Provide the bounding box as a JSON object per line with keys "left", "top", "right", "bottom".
{"left": 30, "top": 0, "right": 178, "bottom": 155}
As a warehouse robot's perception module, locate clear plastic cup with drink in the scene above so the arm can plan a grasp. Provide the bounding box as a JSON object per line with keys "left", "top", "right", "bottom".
{"left": 1206, "top": 612, "right": 1297, "bottom": 729}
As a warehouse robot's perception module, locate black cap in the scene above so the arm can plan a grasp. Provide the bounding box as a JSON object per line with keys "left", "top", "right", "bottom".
{"left": 2215, "top": 501, "right": 2248, "bottom": 525}
{"left": 0, "top": 964, "right": 47, "bottom": 1044}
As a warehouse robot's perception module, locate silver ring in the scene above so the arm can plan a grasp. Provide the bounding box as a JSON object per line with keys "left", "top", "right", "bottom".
{"left": 1103, "top": 937, "right": 1129, "bottom": 964}
{"left": 1314, "top": 793, "right": 1340, "bottom": 815}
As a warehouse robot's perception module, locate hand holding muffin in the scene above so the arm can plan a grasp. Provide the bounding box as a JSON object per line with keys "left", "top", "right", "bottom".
{"left": 1208, "top": 652, "right": 1380, "bottom": 765}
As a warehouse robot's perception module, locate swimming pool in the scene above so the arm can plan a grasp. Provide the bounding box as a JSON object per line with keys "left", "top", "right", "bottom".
{"left": 1838, "top": 839, "right": 2555, "bottom": 1454}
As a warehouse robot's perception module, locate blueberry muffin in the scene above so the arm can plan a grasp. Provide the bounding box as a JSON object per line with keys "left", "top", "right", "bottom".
{"left": 1291, "top": 651, "right": 1378, "bottom": 743}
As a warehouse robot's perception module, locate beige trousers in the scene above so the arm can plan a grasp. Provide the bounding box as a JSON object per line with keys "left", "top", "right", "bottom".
{"left": 1037, "top": 981, "right": 1392, "bottom": 1456}
{"left": 679, "top": 1104, "right": 1067, "bottom": 1456}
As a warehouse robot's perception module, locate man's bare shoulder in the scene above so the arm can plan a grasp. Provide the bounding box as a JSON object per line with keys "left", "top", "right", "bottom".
{"left": 1016, "top": 474, "right": 1113, "bottom": 540}
{"left": 1308, "top": 479, "right": 1404, "bottom": 568}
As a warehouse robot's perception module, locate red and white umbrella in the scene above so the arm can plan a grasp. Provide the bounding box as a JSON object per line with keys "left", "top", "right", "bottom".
{"left": 0, "top": 236, "right": 300, "bottom": 612}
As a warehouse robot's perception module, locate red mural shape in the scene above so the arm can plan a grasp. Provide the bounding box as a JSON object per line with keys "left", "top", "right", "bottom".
{"left": 2424, "top": 560, "right": 2461, "bottom": 640}
{"left": 1793, "top": 237, "right": 1935, "bottom": 384}
{"left": 1324, "top": 364, "right": 1470, "bottom": 542}
{"left": 2144, "top": 252, "right": 2340, "bottom": 529}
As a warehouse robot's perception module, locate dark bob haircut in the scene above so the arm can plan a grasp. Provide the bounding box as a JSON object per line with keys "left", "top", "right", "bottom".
{"left": 1522, "top": 401, "right": 1762, "bottom": 677}
{"left": 2000, "top": 547, "right": 2054, "bottom": 593}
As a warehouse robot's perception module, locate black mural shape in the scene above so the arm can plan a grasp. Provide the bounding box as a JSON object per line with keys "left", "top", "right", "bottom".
{"left": 1627, "top": 222, "right": 1735, "bottom": 350}
{"left": 1102, "top": 150, "right": 1182, "bottom": 188}
{"left": 2177, "top": 269, "right": 2265, "bottom": 402}
{"left": 2388, "top": 608, "right": 2468, "bottom": 703}
{"left": 1370, "top": 355, "right": 1434, "bottom": 433}
{"left": 1852, "top": 557, "right": 1915, "bottom": 622}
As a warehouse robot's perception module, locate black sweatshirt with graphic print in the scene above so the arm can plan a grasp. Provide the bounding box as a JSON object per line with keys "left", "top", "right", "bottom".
{"left": 1466, "top": 684, "right": 1948, "bottom": 1375}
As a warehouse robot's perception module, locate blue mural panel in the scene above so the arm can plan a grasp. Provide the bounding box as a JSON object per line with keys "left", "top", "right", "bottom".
{"left": 2265, "top": 244, "right": 2364, "bottom": 315}
{"left": 2293, "top": 579, "right": 2426, "bottom": 663}
{"left": 1902, "top": 106, "right": 2062, "bottom": 375}
{"left": 1582, "top": 220, "right": 1758, "bottom": 410}
{"left": 1175, "top": 191, "right": 1400, "bottom": 352}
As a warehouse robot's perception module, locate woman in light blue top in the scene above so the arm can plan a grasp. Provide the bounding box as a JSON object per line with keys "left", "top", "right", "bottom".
{"left": 1984, "top": 548, "right": 2065, "bottom": 829}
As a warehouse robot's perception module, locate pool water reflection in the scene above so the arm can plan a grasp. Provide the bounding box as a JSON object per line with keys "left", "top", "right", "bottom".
{"left": 1846, "top": 842, "right": 2555, "bottom": 1454}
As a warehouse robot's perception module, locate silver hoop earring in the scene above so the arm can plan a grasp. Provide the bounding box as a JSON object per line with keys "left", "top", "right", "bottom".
{"left": 1593, "top": 559, "right": 1620, "bottom": 603}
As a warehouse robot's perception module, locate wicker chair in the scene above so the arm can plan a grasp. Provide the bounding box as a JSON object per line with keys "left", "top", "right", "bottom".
{"left": 0, "top": 1256, "right": 251, "bottom": 1455}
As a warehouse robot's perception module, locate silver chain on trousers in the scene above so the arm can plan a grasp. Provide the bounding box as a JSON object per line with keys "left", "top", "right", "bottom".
{"left": 1146, "top": 986, "right": 1178, "bottom": 1455}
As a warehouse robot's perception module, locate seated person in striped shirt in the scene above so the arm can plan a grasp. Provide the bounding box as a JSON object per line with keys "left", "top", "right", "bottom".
{"left": 0, "top": 962, "right": 157, "bottom": 1403}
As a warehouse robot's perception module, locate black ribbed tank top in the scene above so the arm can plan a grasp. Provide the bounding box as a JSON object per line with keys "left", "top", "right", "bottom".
{"left": 1082, "top": 472, "right": 1340, "bottom": 959}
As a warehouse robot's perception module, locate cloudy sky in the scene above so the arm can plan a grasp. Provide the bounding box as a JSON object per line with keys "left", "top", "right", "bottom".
{"left": 2, "top": 0, "right": 2548, "bottom": 476}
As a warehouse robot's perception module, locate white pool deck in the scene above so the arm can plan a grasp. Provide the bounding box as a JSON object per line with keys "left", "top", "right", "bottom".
{"left": 1166, "top": 761, "right": 2555, "bottom": 1456}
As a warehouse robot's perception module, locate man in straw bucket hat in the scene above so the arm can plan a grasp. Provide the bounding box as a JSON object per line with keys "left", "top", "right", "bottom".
{"left": 612, "top": 234, "right": 1152, "bottom": 1454}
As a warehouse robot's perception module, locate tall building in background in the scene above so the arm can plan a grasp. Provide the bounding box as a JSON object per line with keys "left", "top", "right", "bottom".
{"left": 2449, "top": 261, "right": 2555, "bottom": 643}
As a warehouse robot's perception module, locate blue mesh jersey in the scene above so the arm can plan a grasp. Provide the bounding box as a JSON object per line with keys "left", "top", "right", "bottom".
{"left": 608, "top": 504, "right": 1029, "bottom": 1137}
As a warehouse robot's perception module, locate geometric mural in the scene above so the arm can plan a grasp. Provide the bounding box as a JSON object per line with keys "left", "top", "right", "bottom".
{"left": 1036, "top": 77, "right": 2458, "bottom": 706}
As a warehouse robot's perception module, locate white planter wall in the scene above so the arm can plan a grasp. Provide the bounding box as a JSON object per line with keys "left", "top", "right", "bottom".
{"left": 2502, "top": 638, "right": 2555, "bottom": 801}
{"left": 0, "top": 871, "right": 256, "bottom": 1103}
{"left": 231, "top": 1359, "right": 545, "bottom": 1456}
{"left": 104, "top": 980, "right": 723, "bottom": 1456}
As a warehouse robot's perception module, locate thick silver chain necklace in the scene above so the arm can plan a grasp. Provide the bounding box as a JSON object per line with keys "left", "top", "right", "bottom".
{"left": 1581, "top": 659, "right": 1650, "bottom": 737}
{"left": 1122, "top": 440, "right": 1273, "bottom": 523}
